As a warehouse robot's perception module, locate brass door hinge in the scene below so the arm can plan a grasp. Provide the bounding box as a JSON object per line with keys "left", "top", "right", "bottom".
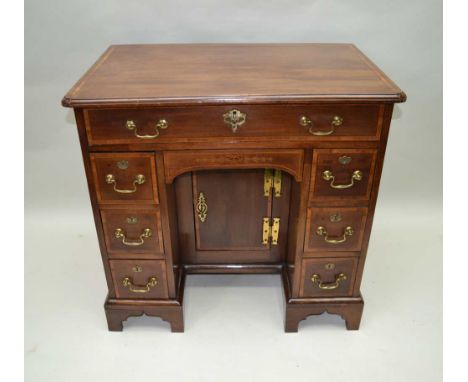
{"left": 262, "top": 217, "right": 280, "bottom": 245}
{"left": 264, "top": 169, "right": 282, "bottom": 197}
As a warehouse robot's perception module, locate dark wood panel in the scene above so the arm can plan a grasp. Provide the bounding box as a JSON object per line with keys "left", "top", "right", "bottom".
{"left": 62, "top": 44, "right": 405, "bottom": 107}
{"left": 72, "top": 109, "right": 115, "bottom": 295}
{"left": 84, "top": 104, "right": 382, "bottom": 145}
{"left": 164, "top": 149, "right": 304, "bottom": 183}
{"left": 184, "top": 264, "right": 282, "bottom": 274}
{"left": 299, "top": 258, "right": 358, "bottom": 298}
{"left": 85, "top": 138, "right": 382, "bottom": 152}
{"left": 90, "top": 153, "right": 158, "bottom": 204}
{"left": 175, "top": 169, "right": 291, "bottom": 265}
{"left": 193, "top": 170, "right": 270, "bottom": 251}
{"left": 350, "top": 104, "right": 396, "bottom": 297}
{"left": 155, "top": 152, "right": 181, "bottom": 299}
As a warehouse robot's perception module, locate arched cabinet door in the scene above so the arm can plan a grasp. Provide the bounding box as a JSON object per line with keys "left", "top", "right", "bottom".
{"left": 174, "top": 168, "right": 291, "bottom": 265}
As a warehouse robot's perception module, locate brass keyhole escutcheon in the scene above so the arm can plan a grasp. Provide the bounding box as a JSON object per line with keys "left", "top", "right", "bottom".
{"left": 338, "top": 155, "right": 352, "bottom": 165}
{"left": 330, "top": 213, "right": 342, "bottom": 223}
{"left": 126, "top": 216, "right": 138, "bottom": 224}
{"left": 117, "top": 160, "right": 129, "bottom": 170}
{"left": 132, "top": 265, "right": 143, "bottom": 272}
{"left": 196, "top": 192, "right": 208, "bottom": 222}
{"left": 324, "top": 263, "right": 335, "bottom": 270}
{"left": 223, "top": 109, "right": 247, "bottom": 133}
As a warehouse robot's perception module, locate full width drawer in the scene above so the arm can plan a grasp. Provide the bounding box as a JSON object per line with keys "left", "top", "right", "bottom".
{"left": 309, "top": 149, "right": 377, "bottom": 203}
{"left": 90, "top": 153, "right": 159, "bottom": 204}
{"left": 84, "top": 104, "right": 383, "bottom": 145}
{"left": 101, "top": 208, "right": 164, "bottom": 257}
{"left": 304, "top": 207, "right": 368, "bottom": 252}
{"left": 110, "top": 260, "right": 168, "bottom": 299}
{"left": 299, "top": 257, "right": 358, "bottom": 298}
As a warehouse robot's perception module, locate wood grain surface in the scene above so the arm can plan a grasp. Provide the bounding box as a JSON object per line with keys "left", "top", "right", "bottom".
{"left": 62, "top": 44, "right": 406, "bottom": 107}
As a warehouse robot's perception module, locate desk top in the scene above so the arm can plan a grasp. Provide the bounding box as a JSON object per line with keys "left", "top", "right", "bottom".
{"left": 62, "top": 43, "right": 405, "bottom": 107}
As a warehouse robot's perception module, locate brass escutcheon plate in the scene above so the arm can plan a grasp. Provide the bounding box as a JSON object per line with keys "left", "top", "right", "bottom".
{"left": 330, "top": 213, "right": 342, "bottom": 222}
{"left": 117, "top": 160, "right": 129, "bottom": 170}
{"left": 338, "top": 155, "right": 352, "bottom": 165}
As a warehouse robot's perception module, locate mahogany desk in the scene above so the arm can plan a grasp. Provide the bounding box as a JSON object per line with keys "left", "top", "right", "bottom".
{"left": 62, "top": 44, "right": 406, "bottom": 332}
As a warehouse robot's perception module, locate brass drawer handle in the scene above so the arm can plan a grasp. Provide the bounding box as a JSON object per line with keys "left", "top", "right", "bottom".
{"left": 300, "top": 115, "right": 343, "bottom": 136}
{"left": 311, "top": 273, "right": 347, "bottom": 290}
{"left": 126, "top": 119, "right": 168, "bottom": 139}
{"left": 114, "top": 228, "right": 152, "bottom": 246}
{"left": 122, "top": 276, "right": 158, "bottom": 293}
{"left": 223, "top": 109, "right": 246, "bottom": 133}
{"left": 316, "top": 226, "right": 354, "bottom": 244}
{"left": 322, "top": 169, "right": 363, "bottom": 189}
{"left": 105, "top": 174, "right": 146, "bottom": 193}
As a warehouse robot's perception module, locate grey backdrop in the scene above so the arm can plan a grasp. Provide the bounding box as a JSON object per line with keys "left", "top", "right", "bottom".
{"left": 25, "top": 1, "right": 442, "bottom": 381}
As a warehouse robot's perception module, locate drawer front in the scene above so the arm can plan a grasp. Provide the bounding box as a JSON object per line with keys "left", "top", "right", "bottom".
{"left": 310, "top": 149, "right": 377, "bottom": 202}
{"left": 91, "top": 153, "right": 158, "bottom": 204}
{"left": 304, "top": 207, "right": 368, "bottom": 252}
{"left": 101, "top": 209, "right": 164, "bottom": 256}
{"left": 110, "top": 260, "right": 168, "bottom": 299}
{"left": 84, "top": 104, "right": 382, "bottom": 145}
{"left": 300, "top": 258, "right": 358, "bottom": 297}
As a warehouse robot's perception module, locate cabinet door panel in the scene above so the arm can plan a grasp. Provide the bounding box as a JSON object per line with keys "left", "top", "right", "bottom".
{"left": 175, "top": 169, "right": 291, "bottom": 265}
{"left": 193, "top": 170, "right": 269, "bottom": 251}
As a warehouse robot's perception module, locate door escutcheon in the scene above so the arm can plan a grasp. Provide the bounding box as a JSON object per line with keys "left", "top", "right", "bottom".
{"left": 196, "top": 192, "right": 208, "bottom": 222}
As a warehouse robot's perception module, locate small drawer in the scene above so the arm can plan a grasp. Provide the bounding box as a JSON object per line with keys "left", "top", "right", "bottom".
{"left": 101, "top": 209, "right": 164, "bottom": 256}
{"left": 299, "top": 258, "right": 358, "bottom": 298}
{"left": 309, "top": 149, "right": 377, "bottom": 202}
{"left": 91, "top": 153, "right": 158, "bottom": 204}
{"left": 304, "top": 207, "right": 368, "bottom": 252}
{"left": 110, "top": 260, "right": 168, "bottom": 299}
{"left": 84, "top": 104, "right": 382, "bottom": 145}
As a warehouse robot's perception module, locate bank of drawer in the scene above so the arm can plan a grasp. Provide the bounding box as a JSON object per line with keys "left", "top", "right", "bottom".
{"left": 91, "top": 153, "right": 158, "bottom": 204}
{"left": 299, "top": 257, "right": 358, "bottom": 298}
{"left": 309, "top": 149, "right": 377, "bottom": 203}
{"left": 101, "top": 208, "right": 164, "bottom": 257}
{"left": 84, "top": 104, "right": 382, "bottom": 145}
{"left": 110, "top": 260, "right": 168, "bottom": 299}
{"left": 304, "top": 207, "right": 368, "bottom": 252}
